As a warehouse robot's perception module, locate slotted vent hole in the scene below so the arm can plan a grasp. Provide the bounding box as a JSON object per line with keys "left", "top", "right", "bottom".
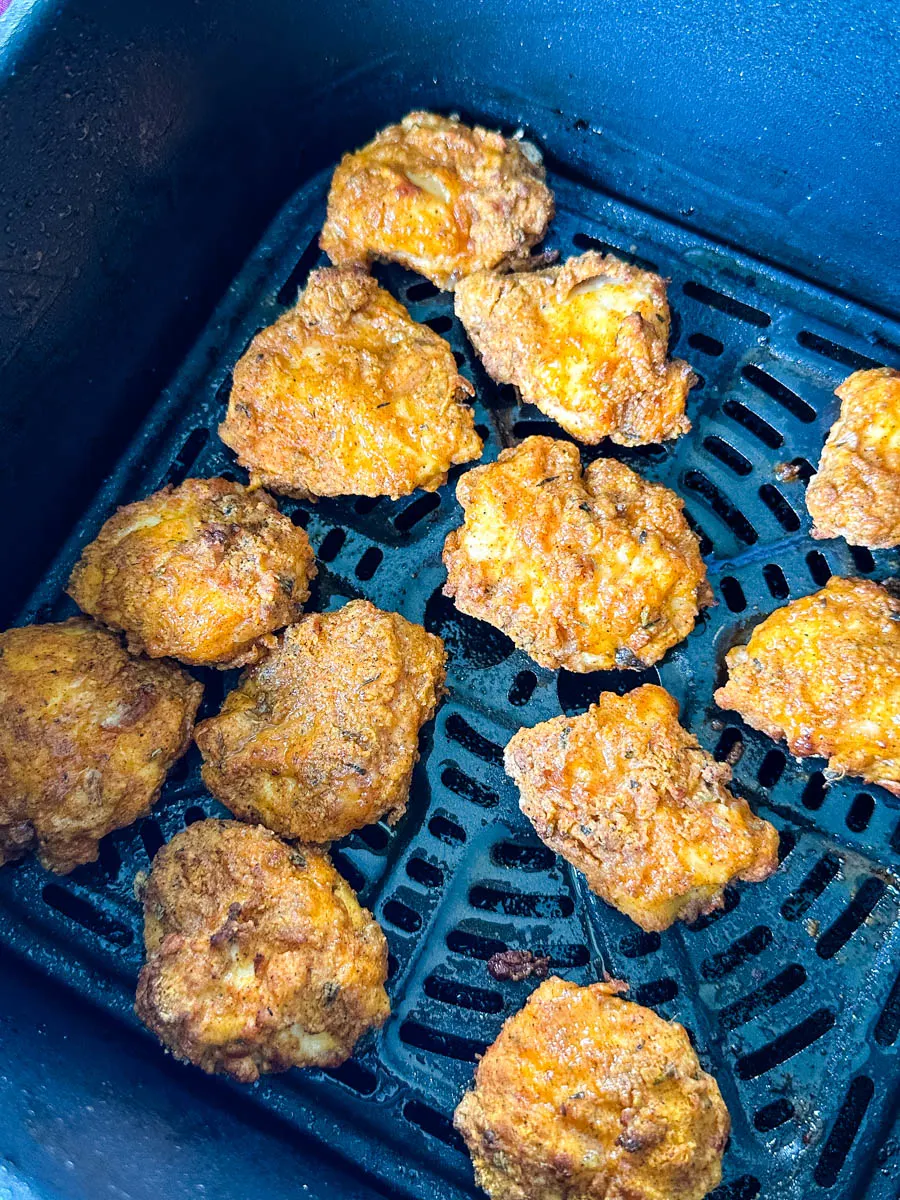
{"left": 322, "top": 1059, "right": 377, "bottom": 1096}
{"left": 704, "top": 437, "right": 752, "bottom": 476}
{"left": 762, "top": 563, "right": 789, "bottom": 599}
{"left": 445, "top": 714, "right": 504, "bottom": 765}
{"left": 42, "top": 884, "right": 133, "bottom": 947}
{"left": 184, "top": 805, "right": 207, "bottom": 826}
{"left": 572, "top": 231, "right": 659, "bottom": 273}
{"left": 758, "top": 484, "right": 800, "bottom": 531}
{"left": 720, "top": 576, "right": 747, "bottom": 613}
{"left": 440, "top": 764, "right": 499, "bottom": 808}
{"left": 816, "top": 877, "right": 887, "bottom": 959}
{"left": 683, "top": 470, "right": 758, "bottom": 544}
{"left": 874, "top": 970, "right": 900, "bottom": 1046}
{"left": 140, "top": 819, "right": 165, "bottom": 861}
{"left": 354, "top": 496, "right": 382, "bottom": 515}
{"left": 329, "top": 849, "right": 366, "bottom": 893}
{"left": 796, "top": 331, "right": 883, "bottom": 372}
{"left": 394, "top": 491, "right": 440, "bottom": 532}
{"left": 718, "top": 964, "right": 808, "bottom": 1031}
{"left": 631, "top": 978, "right": 678, "bottom": 1006}
{"left": 165, "top": 428, "right": 210, "bottom": 487}
{"left": 469, "top": 885, "right": 573, "bottom": 919}
{"left": 491, "top": 841, "right": 554, "bottom": 872}
{"left": 423, "top": 974, "right": 504, "bottom": 1013}
{"left": 683, "top": 280, "right": 771, "bottom": 327}
{"left": 802, "top": 772, "right": 828, "bottom": 810}
{"left": 850, "top": 545, "right": 875, "bottom": 573}
{"left": 407, "top": 280, "right": 440, "bottom": 301}
{"left": 446, "top": 929, "right": 507, "bottom": 960}
{"left": 399, "top": 1020, "right": 487, "bottom": 1062}
{"left": 507, "top": 669, "right": 537, "bottom": 706}
{"left": 736, "top": 1008, "right": 836, "bottom": 1079}
{"left": 714, "top": 727, "right": 744, "bottom": 765}
{"left": 701, "top": 925, "right": 772, "bottom": 980}
{"left": 620, "top": 930, "right": 661, "bottom": 958}
{"left": 688, "top": 332, "right": 724, "bottom": 356}
{"left": 758, "top": 749, "right": 786, "bottom": 789}
{"left": 382, "top": 899, "right": 421, "bottom": 932}
{"left": 97, "top": 839, "right": 121, "bottom": 880}
{"left": 317, "top": 527, "right": 346, "bottom": 562}
{"left": 403, "top": 1099, "right": 466, "bottom": 1152}
{"left": 355, "top": 546, "right": 383, "bottom": 580}
{"left": 754, "top": 1098, "right": 795, "bottom": 1132}
{"left": 722, "top": 399, "right": 784, "bottom": 449}
{"left": 709, "top": 1177, "right": 761, "bottom": 1200}
{"left": 781, "top": 854, "right": 841, "bottom": 921}
{"left": 425, "top": 314, "right": 453, "bottom": 334}
{"left": 406, "top": 857, "right": 444, "bottom": 889}
{"left": 846, "top": 793, "right": 875, "bottom": 833}
{"left": 742, "top": 364, "right": 816, "bottom": 422}
{"left": 276, "top": 233, "right": 323, "bottom": 306}
{"left": 813, "top": 1076, "right": 874, "bottom": 1189}
{"left": 429, "top": 814, "right": 466, "bottom": 844}
{"left": 688, "top": 887, "right": 740, "bottom": 932}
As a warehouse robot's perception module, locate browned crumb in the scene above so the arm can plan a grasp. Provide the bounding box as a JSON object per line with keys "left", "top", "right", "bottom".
{"left": 486, "top": 949, "right": 551, "bottom": 982}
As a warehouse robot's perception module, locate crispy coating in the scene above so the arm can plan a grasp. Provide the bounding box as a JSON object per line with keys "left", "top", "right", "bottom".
{"left": 135, "top": 819, "right": 389, "bottom": 1082}
{"left": 806, "top": 368, "right": 900, "bottom": 548}
{"left": 195, "top": 600, "right": 446, "bottom": 842}
{"left": 454, "top": 976, "right": 730, "bottom": 1200}
{"left": 505, "top": 685, "right": 778, "bottom": 932}
{"left": 442, "top": 437, "right": 711, "bottom": 672}
{"left": 68, "top": 478, "right": 315, "bottom": 669}
{"left": 219, "top": 266, "right": 483, "bottom": 499}
{"left": 0, "top": 619, "right": 201, "bottom": 873}
{"left": 455, "top": 251, "right": 694, "bottom": 445}
{"left": 715, "top": 576, "right": 900, "bottom": 795}
{"left": 320, "top": 112, "right": 554, "bottom": 290}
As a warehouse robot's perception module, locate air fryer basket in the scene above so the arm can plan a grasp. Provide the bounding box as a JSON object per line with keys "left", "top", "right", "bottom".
{"left": 2, "top": 148, "right": 900, "bottom": 1200}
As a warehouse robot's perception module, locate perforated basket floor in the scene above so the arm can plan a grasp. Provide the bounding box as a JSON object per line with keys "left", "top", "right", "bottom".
{"left": 4, "top": 156, "right": 900, "bottom": 1200}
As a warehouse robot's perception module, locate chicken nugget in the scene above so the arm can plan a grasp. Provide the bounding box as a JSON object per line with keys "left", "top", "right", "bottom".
{"left": 320, "top": 112, "right": 554, "bottom": 290}
{"left": 715, "top": 576, "right": 900, "bottom": 794}
{"left": 195, "top": 600, "right": 446, "bottom": 842}
{"left": 68, "top": 477, "right": 315, "bottom": 669}
{"left": 454, "top": 975, "right": 730, "bottom": 1200}
{"left": 219, "top": 266, "right": 482, "bottom": 499}
{"left": 0, "top": 618, "right": 201, "bottom": 873}
{"left": 135, "top": 819, "right": 389, "bottom": 1082}
{"left": 505, "top": 684, "right": 778, "bottom": 931}
{"left": 807, "top": 367, "right": 900, "bottom": 548}
{"left": 442, "top": 437, "right": 711, "bottom": 672}
{"left": 455, "top": 251, "right": 694, "bottom": 446}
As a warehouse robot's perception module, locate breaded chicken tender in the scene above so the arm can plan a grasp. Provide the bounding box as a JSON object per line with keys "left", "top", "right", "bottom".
{"left": 505, "top": 685, "right": 778, "bottom": 932}
{"left": 442, "top": 437, "right": 711, "bottom": 672}
{"left": 715, "top": 576, "right": 900, "bottom": 795}
{"left": 455, "top": 251, "right": 695, "bottom": 445}
{"left": 806, "top": 368, "right": 900, "bottom": 548}
{"left": 195, "top": 600, "right": 446, "bottom": 842}
{"left": 68, "top": 478, "right": 315, "bottom": 669}
{"left": 219, "top": 266, "right": 482, "bottom": 499}
{"left": 0, "top": 619, "right": 201, "bottom": 873}
{"left": 454, "top": 976, "right": 729, "bottom": 1200}
{"left": 135, "top": 819, "right": 389, "bottom": 1082}
{"left": 320, "top": 112, "right": 554, "bottom": 290}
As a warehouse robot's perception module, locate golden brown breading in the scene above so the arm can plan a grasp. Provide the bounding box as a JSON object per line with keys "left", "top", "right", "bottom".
{"left": 442, "top": 437, "right": 711, "bottom": 672}
{"left": 195, "top": 600, "right": 446, "bottom": 842}
{"left": 806, "top": 368, "right": 900, "bottom": 548}
{"left": 68, "top": 478, "right": 315, "bottom": 669}
{"left": 135, "top": 819, "right": 389, "bottom": 1082}
{"left": 505, "top": 685, "right": 778, "bottom": 932}
{"left": 0, "top": 619, "right": 201, "bottom": 873}
{"left": 320, "top": 112, "right": 554, "bottom": 290}
{"left": 455, "top": 251, "right": 695, "bottom": 446}
{"left": 454, "top": 976, "right": 730, "bottom": 1200}
{"left": 219, "top": 266, "right": 483, "bottom": 500}
{"left": 715, "top": 576, "right": 900, "bottom": 795}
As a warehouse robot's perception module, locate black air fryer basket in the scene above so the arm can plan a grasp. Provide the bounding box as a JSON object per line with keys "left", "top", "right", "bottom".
{"left": 1, "top": 4, "right": 899, "bottom": 1199}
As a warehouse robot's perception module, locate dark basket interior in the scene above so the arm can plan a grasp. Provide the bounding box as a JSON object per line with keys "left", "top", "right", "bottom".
{"left": 3, "top": 149, "right": 900, "bottom": 1200}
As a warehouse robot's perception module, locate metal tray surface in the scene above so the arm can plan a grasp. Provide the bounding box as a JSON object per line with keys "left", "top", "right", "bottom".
{"left": 3, "top": 161, "right": 900, "bottom": 1200}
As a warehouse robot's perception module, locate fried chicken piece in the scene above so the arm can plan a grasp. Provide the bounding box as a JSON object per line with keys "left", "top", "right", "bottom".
{"left": 442, "top": 437, "right": 711, "bottom": 672}
{"left": 715, "top": 576, "right": 900, "bottom": 795}
{"left": 68, "top": 478, "right": 315, "bottom": 669}
{"left": 505, "top": 684, "right": 778, "bottom": 932}
{"left": 806, "top": 368, "right": 900, "bottom": 548}
{"left": 320, "top": 112, "right": 554, "bottom": 290}
{"left": 195, "top": 600, "right": 446, "bottom": 842}
{"left": 454, "top": 976, "right": 730, "bottom": 1200}
{"left": 455, "top": 251, "right": 695, "bottom": 446}
{"left": 135, "top": 819, "right": 389, "bottom": 1082}
{"left": 219, "top": 266, "right": 482, "bottom": 500}
{"left": 0, "top": 619, "right": 201, "bottom": 873}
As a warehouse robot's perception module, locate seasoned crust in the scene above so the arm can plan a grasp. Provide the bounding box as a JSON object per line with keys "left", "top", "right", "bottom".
{"left": 0, "top": 618, "right": 202, "bottom": 873}
{"left": 715, "top": 576, "right": 900, "bottom": 794}
{"left": 807, "top": 368, "right": 900, "bottom": 548}
{"left": 505, "top": 684, "right": 778, "bottom": 932}
{"left": 195, "top": 600, "right": 446, "bottom": 842}
{"left": 455, "top": 251, "right": 695, "bottom": 445}
{"left": 454, "top": 976, "right": 730, "bottom": 1200}
{"left": 68, "top": 477, "right": 315, "bottom": 669}
{"left": 135, "top": 819, "right": 389, "bottom": 1082}
{"left": 219, "top": 266, "right": 482, "bottom": 499}
{"left": 442, "top": 437, "right": 711, "bottom": 672}
{"left": 320, "top": 111, "right": 554, "bottom": 290}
